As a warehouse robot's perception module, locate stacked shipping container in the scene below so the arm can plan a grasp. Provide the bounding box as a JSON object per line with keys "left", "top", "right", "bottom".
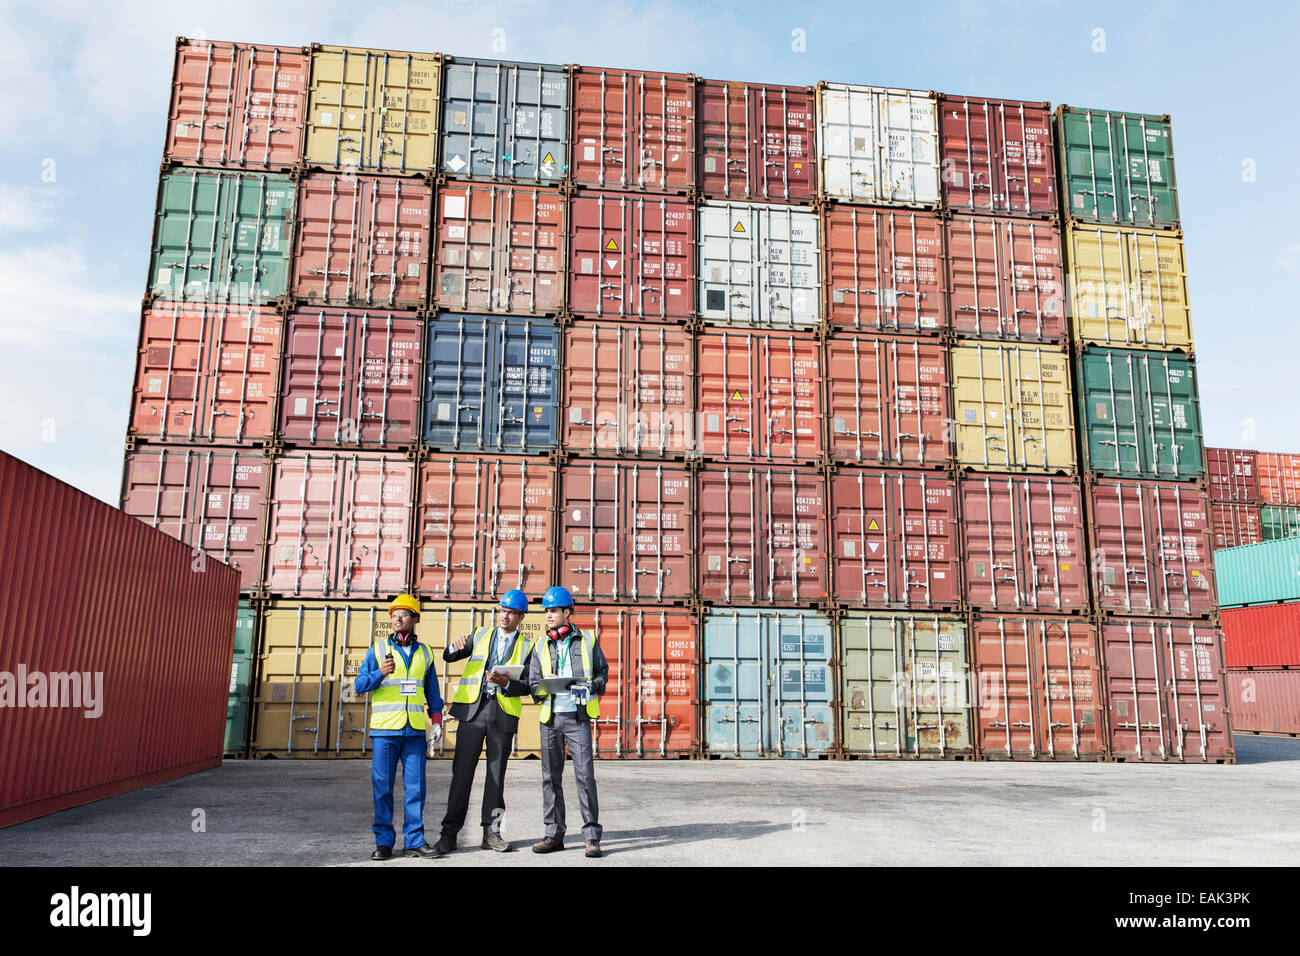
{"left": 1204, "top": 447, "right": 1300, "bottom": 548}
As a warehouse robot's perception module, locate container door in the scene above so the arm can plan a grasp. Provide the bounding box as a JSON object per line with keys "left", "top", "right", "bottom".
{"left": 364, "top": 50, "right": 439, "bottom": 173}
{"left": 705, "top": 611, "right": 765, "bottom": 756}
{"left": 879, "top": 90, "right": 940, "bottom": 206}
{"left": 697, "top": 331, "right": 760, "bottom": 459}
{"left": 503, "top": 62, "right": 567, "bottom": 183}
{"left": 762, "top": 468, "right": 827, "bottom": 604}
{"left": 435, "top": 185, "right": 496, "bottom": 313}
{"left": 760, "top": 332, "right": 822, "bottom": 462}
{"left": 339, "top": 456, "right": 411, "bottom": 598}
{"left": 441, "top": 60, "right": 506, "bottom": 179}
{"left": 627, "top": 464, "right": 692, "bottom": 602}
{"left": 304, "top": 47, "right": 371, "bottom": 169}
{"left": 840, "top": 614, "right": 907, "bottom": 755}
{"left": 1058, "top": 108, "right": 1123, "bottom": 223}
{"left": 423, "top": 315, "right": 492, "bottom": 452}
{"left": 1037, "top": 618, "right": 1103, "bottom": 759}
{"left": 496, "top": 317, "right": 559, "bottom": 452}
{"left": 281, "top": 309, "right": 350, "bottom": 444}
{"left": 227, "top": 172, "right": 294, "bottom": 301}
{"left": 699, "top": 202, "right": 758, "bottom": 326}
{"left": 974, "top": 616, "right": 1036, "bottom": 756}
{"left": 818, "top": 84, "right": 877, "bottom": 202}
{"left": 226, "top": 600, "right": 258, "bottom": 756}
{"left": 1142, "top": 353, "right": 1203, "bottom": 479}
{"left": 1008, "top": 346, "right": 1075, "bottom": 473}
{"left": 1159, "top": 622, "right": 1229, "bottom": 762}
{"left": 1078, "top": 349, "right": 1142, "bottom": 476}
{"left": 1105, "top": 620, "right": 1174, "bottom": 761}
{"left": 252, "top": 603, "right": 334, "bottom": 756}
{"left": 825, "top": 336, "right": 888, "bottom": 463}
{"left": 560, "top": 461, "right": 621, "bottom": 602}
{"left": 132, "top": 303, "right": 204, "bottom": 441}
{"left": 1115, "top": 113, "right": 1179, "bottom": 228}
{"left": 698, "top": 467, "right": 759, "bottom": 603}
{"left": 498, "top": 186, "right": 564, "bottom": 314}
{"left": 209, "top": 303, "right": 281, "bottom": 442}
{"left": 952, "top": 343, "right": 1015, "bottom": 469}
{"left": 352, "top": 310, "right": 420, "bottom": 446}
{"left": 330, "top": 603, "right": 390, "bottom": 755}
{"left": 757, "top": 205, "right": 820, "bottom": 328}
{"left": 234, "top": 45, "right": 308, "bottom": 169}
{"left": 769, "top": 611, "right": 834, "bottom": 757}
{"left": 152, "top": 171, "right": 225, "bottom": 299}
{"left": 902, "top": 616, "right": 972, "bottom": 756}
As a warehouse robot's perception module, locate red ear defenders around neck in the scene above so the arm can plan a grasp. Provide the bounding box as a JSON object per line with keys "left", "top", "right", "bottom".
{"left": 547, "top": 624, "right": 573, "bottom": 642}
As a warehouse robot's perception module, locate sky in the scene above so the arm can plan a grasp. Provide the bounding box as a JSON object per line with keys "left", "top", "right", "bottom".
{"left": 1, "top": 0, "right": 1297, "bottom": 503}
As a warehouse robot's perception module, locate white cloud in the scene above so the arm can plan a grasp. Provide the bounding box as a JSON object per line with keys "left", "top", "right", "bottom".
{"left": 0, "top": 240, "right": 139, "bottom": 346}
{"left": 0, "top": 185, "right": 69, "bottom": 229}
{"left": 1276, "top": 243, "right": 1300, "bottom": 273}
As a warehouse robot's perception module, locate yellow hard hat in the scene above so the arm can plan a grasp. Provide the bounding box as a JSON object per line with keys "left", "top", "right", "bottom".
{"left": 389, "top": 594, "right": 421, "bottom": 618}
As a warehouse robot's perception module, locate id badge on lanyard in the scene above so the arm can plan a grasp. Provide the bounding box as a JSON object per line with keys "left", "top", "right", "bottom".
{"left": 400, "top": 679, "right": 418, "bottom": 697}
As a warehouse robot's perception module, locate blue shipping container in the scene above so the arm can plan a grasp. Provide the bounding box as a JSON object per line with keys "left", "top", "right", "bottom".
{"left": 1214, "top": 536, "right": 1300, "bottom": 608}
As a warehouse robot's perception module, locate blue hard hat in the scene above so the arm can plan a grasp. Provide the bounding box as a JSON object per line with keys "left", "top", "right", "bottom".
{"left": 541, "top": 585, "right": 574, "bottom": 609}
{"left": 499, "top": 589, "right": 529, "bottom": 612}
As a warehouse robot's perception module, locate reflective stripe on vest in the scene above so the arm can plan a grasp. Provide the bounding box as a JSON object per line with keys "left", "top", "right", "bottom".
{"left": 451, "top": 626, "right": 532, "bottom": 718}
{"left": 537, "top": 631, "right": 600, "bottom": 723}
{"left": 369, "top": 640, "right": 430, "bottom": 731}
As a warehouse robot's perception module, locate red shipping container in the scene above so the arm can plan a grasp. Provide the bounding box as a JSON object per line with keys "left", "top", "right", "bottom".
{"left": 697, "top": 329, "right": 822, "bottom": 463}
{"left": 829, "top": 468, "right": 959, "bottom": 610}
{"left": 562, "top": 321, "right": 695, "bottom": 458}
{"left": 1089, "top": 479, "right": 1215, "bottom": 618}
{"left": 165, "top": 38, "right": 307, "bottom": 170}
{"left": 1256, "top": 452, "right": 1300, "bottom": 505}
{"left": 823, "top": 205, "right": 946, "bottom": 333}
{"left": 433, "top": 182, "right": 565, "bottom": 315}
{"left": 938, "top": 95, "right": 1056, "bottom": 217}
{"left": 824, "top": 334, "right": 951, "bottom": 466}
{"left": 1211, "top": 502, "right": 1262, "bottom": 550}
{"left": 570, "top": 66, "right": 695, "bottom": 193}
{"left": 568, "top": 191, "right": 695, "bottom": 321}
{"left": 580, "top": 606, "right": 699, "bottom": 757}
{"left": 558, "top": 459, "right": 693, "bottom": 603}
{"left": 1102, "top": 618, "right": 1233, "bottom": 763}
{"left": 696, "top": 79, "right": 815, "bottom": 203}
{"left": 130, "top": 301, "right": 282, "bottom": 444}
{"left": 697, "top": 464, "right": 827, "bottom": 604}
{"left": 1206, "top": 447, "right": 1259, "bottom": 503}
{"left": 279, "top": 307, "right": 421, "bottom": 447}
{"left": 945, "top": 214, "right": 1066, "bottom": 342}
{"left": 292, "top": 172, "right": 432, "bottom": 309}
{"left": 1, "top": 451, "right": 239, "bottom": 828}
{"left": 414, "top": 454, "right": 555, "bottom": 601}
{"left": 264, "top": 452, "right": 413, "bottom": 598}
{"left": 960, "top": 475, "right": 1088, "bottom": 613}
{"left": 1221, "top": 602, "right": 1300, "bottom": 669}
{"left": 972, "top": 616, "right": 1104, "bottom": 759}
{"left": 1225, "top": 669, "right": 1300, "bottom": 735}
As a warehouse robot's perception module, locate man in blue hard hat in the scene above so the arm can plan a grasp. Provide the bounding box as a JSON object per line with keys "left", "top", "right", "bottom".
{"left": 526, "top": 585, "right": 608, "bottom": 858}
{"left": 433, "top": 589, "right": 535, "bottom": 854}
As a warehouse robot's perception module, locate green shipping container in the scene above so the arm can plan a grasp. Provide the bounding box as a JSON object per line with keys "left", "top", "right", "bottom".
{"left": 225, "top": 600, "right": 258, "bottom": 757}
{"left": 1076, "top": 348, "right": 1204, "bottom": 480}
{"left": 1055, "top": 106, "right": 1179, "bottom": 229}
{"left": 150, "top": 170, "right": 295, "bottom": 303}
{"left": 1260, "top": 505, "right": 1300, "bottom": 541}
{"left": 1215, "top": 537, "right": 1300, "bottom": 608}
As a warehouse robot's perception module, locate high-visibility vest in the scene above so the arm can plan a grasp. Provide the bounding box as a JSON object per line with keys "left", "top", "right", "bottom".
{"left": 451, "top": 627, "right": 532, "bottom": 718}
{"left": 369, "top": 639, "right": 432, "bottom": 732}
{"left": 536, "top": 630, "right": 600, "bottom": 723}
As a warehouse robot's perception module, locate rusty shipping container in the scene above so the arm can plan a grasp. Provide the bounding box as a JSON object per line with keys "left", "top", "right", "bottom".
{"left": 558, "top": 459, "right": 693, "bottom": 604}
{"left": 1211, "top": 502, "right": 1262, "bottom": 550}
{"left": 279, "top": 307, "right": 421, "bottom": 448}
{"left": 1102, "top": 618, "right": 1232, "bottom": 763}
{"left": 433, "top": 182, "right": 566, "bottom": 315}
{"left": 959, "top": 475, "right": 1089, "bottom": 613}
{"left": 120, "top": 446, "right": 270, "bottom": 592}
{"left": 264, "top": 452, "right": 413, "bottom": 598}
{"left": 696, "top": 329, "right": 822, "bottom": 463}
{"left": 130, "top": 301, "right": 282, "bottom": 445}
{"left": 562, "top": 321, "right": 695, "bottom": 458}
{"left": 1, "top": 451, "right": 239, "bottom": 827}
{"left": 697, "top": 465, "right": 828, "bottom": 605}
{"left": 414, "top": 454, "right": 554, "bottom": 602}
{"left": 165, "top": 38, "right": 308, "bottom": 170}
{"left": 972, "top": 615, "right": 1104, "bottom": 759}
{"left": 1225, "top": 669, "right": 1300, "bottom": 736}
{"left": 938, "top": 95, "right": 1056, "bottom": 217}
{"left": 696, "top": 79, "right": 815, "bottom": 203}
{"left": 829, "top": 469, "right": 959, "bottom": 610}
{"left": 823, "top": 334, "right": 951, "bottom": 467}
{"left": 568, "top": 191, "right": 695, "bottom": 321}
{"left": 822, "top": 205, "right": 945, "bottom": 334}
{"left": 1088, "top": 479, "right": 1215, "bottom": 618}
{"left": 585, "top": 606, "right": 700, "bottom": 758}
{"left": 817, "top": 83, "right": 940, "bottom": 207}
{"left": 945, "top": 214, "right": 1066, "bottom": 342}
{"left": 1221, "top": 602, "right": 1300, "bottom": 669}
{"left": 570, "top": 66, "right": 695, "bottom": 193}
{"left": 1256, "top": 452, "right": 1300, "bottom": 505}
{"left": 1206, "top": 447, "right": 1259, "bottom": 503}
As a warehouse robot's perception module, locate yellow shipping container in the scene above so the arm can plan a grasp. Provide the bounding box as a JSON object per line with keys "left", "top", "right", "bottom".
{"left": 952, "top": 343, "right": 1077, "bottom": 473}
{"left": 304, "top": 45, "right": 440, "bottom": 173}
{"left": 1066, "top": 223, "right": 1192, "bottom": 352}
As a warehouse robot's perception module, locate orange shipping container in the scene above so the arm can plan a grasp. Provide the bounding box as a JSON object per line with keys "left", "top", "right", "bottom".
{"left": 1256, "top": 452, "right": 1300, "bottom": 505}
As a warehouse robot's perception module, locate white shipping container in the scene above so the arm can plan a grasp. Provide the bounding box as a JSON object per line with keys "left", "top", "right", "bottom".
{"left": 817, "top": 84, "right": 940, "bottom": 207}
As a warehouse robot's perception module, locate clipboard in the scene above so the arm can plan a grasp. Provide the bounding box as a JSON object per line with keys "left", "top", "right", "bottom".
{"left": 490, "top": 664, "right": 524, "bottom": 680}
{"left": 535, "top": 676, "right": 573, "bottom": 695}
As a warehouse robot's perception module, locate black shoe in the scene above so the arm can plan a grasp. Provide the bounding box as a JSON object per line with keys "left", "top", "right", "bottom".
{"left": 532, "top": 835, "right": 564, "bottom": 854}
{"left": 584, "top": 840, "right": 602, "bottom": 858}
{"left": 404, "top": 843, "right": 443, "bottom": 858}
{"left": 433, "top": 834, "right": 457, "bottom": 855}
{"left": 371, "top": 845, "right": 392, "bottom": 861}
{"left": 482, "top": 828, "right": 512, "bottom": 852}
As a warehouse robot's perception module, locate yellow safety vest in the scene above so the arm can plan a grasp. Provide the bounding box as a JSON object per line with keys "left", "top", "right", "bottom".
{"left": 451, "top": 626, "right": 532, "bottom": 718}
{"left": 369, "top": 639, "right": 432, "bottom": 732}
{"left": 536, "top": 631, "right": 600, "bottom": 723}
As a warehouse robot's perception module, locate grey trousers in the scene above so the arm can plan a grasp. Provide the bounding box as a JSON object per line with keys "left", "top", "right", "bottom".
{"left": 540, "top": 712, "right": 602, "bottom": 842}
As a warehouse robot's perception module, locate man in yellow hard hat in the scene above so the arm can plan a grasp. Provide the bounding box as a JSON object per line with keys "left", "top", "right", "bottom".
{"left": 354, "top": 593, "right": 444, "bottom": 861}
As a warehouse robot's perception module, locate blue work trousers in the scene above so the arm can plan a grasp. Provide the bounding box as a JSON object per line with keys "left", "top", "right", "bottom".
{"left": 371, "top": 734, "right": 428, "bottom": 850}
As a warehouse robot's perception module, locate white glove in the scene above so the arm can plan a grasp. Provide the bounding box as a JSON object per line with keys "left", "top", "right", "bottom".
{"left": 426, "top": 721, "right": 443, "bottom": 757}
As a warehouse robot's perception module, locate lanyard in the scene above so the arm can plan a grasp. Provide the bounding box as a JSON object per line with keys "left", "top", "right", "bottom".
{"left": 556, "top": 637, "right": 572, "bottom": 677}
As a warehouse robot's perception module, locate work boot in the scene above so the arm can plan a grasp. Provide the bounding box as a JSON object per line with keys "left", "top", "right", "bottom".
{"left": 584, "top": 840, "right": 602, "bottom": 858}
{"left": 404, "top": 844, "right": 442, "bottom": 858}
{"left": 531, "top": 835, "right": 564, "bottom": 854}
{"left": 433, "top": 833, "right": 457, "bottom": 856}
{"left": 371, "top": 846, "right": 392, "bottom": 861}
{"left": 482, "top": 828, "right": 512, "bottom": 852}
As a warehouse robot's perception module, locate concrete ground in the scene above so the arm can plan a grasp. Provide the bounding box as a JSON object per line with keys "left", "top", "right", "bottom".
{"left": 3, "top": 735, "right": 1297, "bottom": 866}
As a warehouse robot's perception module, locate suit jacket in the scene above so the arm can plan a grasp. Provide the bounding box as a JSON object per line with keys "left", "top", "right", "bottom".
{"left": 525, "top": 625, "right": 608, "bottom": 725}
{"left": 443, "top": 627, "right": 532, "bottom": 733}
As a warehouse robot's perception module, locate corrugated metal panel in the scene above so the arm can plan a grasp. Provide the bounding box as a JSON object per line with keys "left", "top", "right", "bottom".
{"left": 946, "top": 214, "right": 1066, "bottom": 342}
{"left": 839, "top": 612, "right": 972, "bottom": 758}
{"left": 0, "top": 451, "right": 239, "bottom": 827}
{"left": 422, "top": 313, "right": 559, "bottom": 454}
{"left": 1214, "top": 537, "right": 1300, "bottom": 608}
{"left": 303, "top": 45, "right": 439, "bottom": 174}
{"left": 130, "top": 302, "right": 282, "bottom": 444}
{"left": 1261, "top": 505, "right": 1300, "bottom": 540}
{"left": 951, "top": 343, "right": 1077, "bottom": 473}
{"left": 817, "top": 84, "right": 940, "bottom": 206}
{"left": 938, "top": 95, "right": 1056, "bottom": 217}
{"left": 972, "top": 616, "right": 1104, "bottom": 759}
{"left": 1221, "top": 603, "right": 1300, "bottom": 669}
{"left": 440, "top": 57, "right": 568, "bottom": 183}
{"left": 1206, "top": 447, "right": 1259, "bottom": 503}
{"left": 1210, "top": 502, "right": 1262, "bottom": 550}
{"left": 698, "top": 201, "right": 820, "bottom": 329}
{"left": 1055, "top": 106, "right": 1180, "bottom": 228}
{"left": 1076, "top": 348, "right": 1205, "bottom": 480}
{"left": 226, "top": 600, "right": 258, "bottom": 756}
{"left": 1225, "top": 669, "right": 1300, "bottom": 735}
{"left": 697, "top": 79, "right": 816, "bottom": 203}
{"left": 1066, "top": 224, "right": 1191, "bottom": 351}
{"left": 1256, "top": 452, "right": 1300, "bottom": 505}
{"left": 165, "top": 38, "right": 308, "bottom": 170}
{"left": 703, "top": 608, "right": 835, "bottom": 758}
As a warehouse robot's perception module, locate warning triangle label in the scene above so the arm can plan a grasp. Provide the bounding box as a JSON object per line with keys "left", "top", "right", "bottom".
{"left": 731, "top": 389, "right": 743, "bottom": 401}
{"left": 868, "top": 542, "right": 880, "bottom": 554}
{"left": 867, "top": 519, "right": 880, "bottom": 531}
{"left": 542, "top": 152, "right": 555, "bottom": 164}
{"left": 605, "top": 239, "right": 619, "bottom": 251}
{"left": 733, "top": 221, "right": 746, "bottom": 233}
